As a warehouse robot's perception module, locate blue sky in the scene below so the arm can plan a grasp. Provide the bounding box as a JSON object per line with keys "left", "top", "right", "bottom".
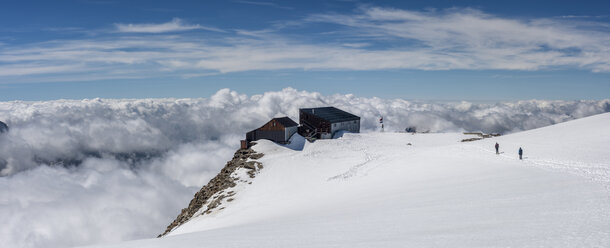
{"left": 0, "top": 0, "right": 609, "bottom": 101}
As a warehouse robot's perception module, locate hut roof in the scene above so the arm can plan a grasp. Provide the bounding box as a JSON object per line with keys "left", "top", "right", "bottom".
{"left": 273, "top": 117, "right": 298, "bottom": 127}
{"left": 300, "top": 107, "right": 360, "bottom": 123}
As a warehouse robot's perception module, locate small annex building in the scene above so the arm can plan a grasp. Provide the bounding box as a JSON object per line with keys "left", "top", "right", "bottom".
{"left": 245, "top": 117, "right": 299, "bottom": 146}
{"left": 298, "top": 107, "right": 360, "bottom": 139}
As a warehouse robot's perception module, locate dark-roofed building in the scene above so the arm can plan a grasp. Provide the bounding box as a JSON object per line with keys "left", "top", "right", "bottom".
{"left": 246, "top": 117, "right": 298, "bottom": 145}
{"left": 299, "top": 107, "right": 360, "bottom": 139}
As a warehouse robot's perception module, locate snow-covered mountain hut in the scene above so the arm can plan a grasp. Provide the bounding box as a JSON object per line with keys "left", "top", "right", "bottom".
{"left": 298, "top": 107, "right": 360, "bottom": 139}
{"left": 245, "top": 117, "right": 298, "bottom": 145}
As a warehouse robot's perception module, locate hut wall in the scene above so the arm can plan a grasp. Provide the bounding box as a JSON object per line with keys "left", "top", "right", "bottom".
{"left": 259, "top": 119, "right": 285, "bottom": 131}
{"left": 246, "top": 130, "right": 256, "bottom": 142}
{"left": 255, "top": 130, "right": 286, "bottom": 143}
{"left": 247, "top": 118, "right": 296, "bottom": 143}
{"left": 285, "top": 126, "right": 298, "bottom": 141}
{"left": 331, "top": 119, "right": 360, "bottom": 134}
{"left": 299, "top": 110, "right": 331, "bottom": 137}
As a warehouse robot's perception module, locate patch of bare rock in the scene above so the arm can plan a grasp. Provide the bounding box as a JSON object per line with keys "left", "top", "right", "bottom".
{"left": 461, "top": 132, "right": 501, "bottom": 142}
{"left": 158, "top": 144, "right": 264, "bottom": 237}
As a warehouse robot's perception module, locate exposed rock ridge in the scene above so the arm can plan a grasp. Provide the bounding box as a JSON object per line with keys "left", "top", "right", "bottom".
{"left": 461, "top": 132, "right": 501, "bottom": 142}
{"left": 158, "top": 145, "right": 264, "bottom": 237}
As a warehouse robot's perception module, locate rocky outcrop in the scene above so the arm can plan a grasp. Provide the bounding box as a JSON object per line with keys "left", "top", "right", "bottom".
{"left": 461, "top": 137, "right": 483, "bottom": 142}
{"left": 461, "top": 132, "right": 501, "bottom": 142}
{"left": 0, "top": 121, "right": 8, "bottom": 133}
{"left": 158, "top": 145, "right": 264, "bottom": 237}
{"left": 463, "top": 132, "right": 501, "bottom": 138}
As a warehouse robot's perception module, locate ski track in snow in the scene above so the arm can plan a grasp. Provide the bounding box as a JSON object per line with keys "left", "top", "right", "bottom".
{"left": 469, "top": 145, "right": 610, "bottom": 193}
{"left": 332, "top": 132, "right": 610, "bottom": 191}
{"left": 528, "top": 159, "right": 610, "bottom": 191}
{"left": 327, "top": 152, "right": 380, "bottom": 181}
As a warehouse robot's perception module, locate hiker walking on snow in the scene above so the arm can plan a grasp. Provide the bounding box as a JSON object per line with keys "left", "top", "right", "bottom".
{"left": 495, "top": 142, "right": 499, "bottom": 154}
{"left": 518, "top": 147, "right": 523, "bottom": 160}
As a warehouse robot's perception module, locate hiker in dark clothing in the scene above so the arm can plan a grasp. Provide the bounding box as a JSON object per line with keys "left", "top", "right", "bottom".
{"left": 518, "top": 147, "right": 523, "bottom": 160}
{"left": 495, "top": 142, "right": 499, "bottom": 154}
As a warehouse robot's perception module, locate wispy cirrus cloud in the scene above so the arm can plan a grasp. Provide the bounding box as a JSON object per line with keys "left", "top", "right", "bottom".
{"left": 307, "top": 7, "right": 610, "bottom": 71}
{"left": 0, "top": 7, "right": 609, "bottom": 83}
{"left": 114, "top": 18, "right": 224, "bottom": 33}
{"left": 0, "top": 63, "right": 87, "bottom": 76}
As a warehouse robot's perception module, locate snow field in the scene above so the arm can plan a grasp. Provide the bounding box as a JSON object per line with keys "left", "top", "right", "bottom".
{"left": 86, "top": 113, "right": 610, "bottom": 248}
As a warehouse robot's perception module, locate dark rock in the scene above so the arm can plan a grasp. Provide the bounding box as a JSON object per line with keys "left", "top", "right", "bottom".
{"left": 207, "top": 195, "right": 226, "bottom": 210}
{"left": 0, "top": 121, "right": 8, "bottom": 133}
{"left": 0, "top": 158, "right": 7, "bottom": 171}
{"left": 250, "top": 153, "right": 264, "bottom": 160}
{"left": 462, "top": 132, "right": 501, "bottom": 142}
{"left": 461, "top": 137, "right": 483, "bottom": 142}
{"left": 244, "top": 161, "right": 257, "bottom": 170}
{"left": 463, "top": 132, "right": 484, "bottom": 137}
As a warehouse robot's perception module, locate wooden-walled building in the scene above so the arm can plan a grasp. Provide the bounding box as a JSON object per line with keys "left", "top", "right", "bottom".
{"left": 246, "top": 117, "right": 298, "bottom": 145}
{"left": 298, "top": 107, "right": 360, "bottom": 139}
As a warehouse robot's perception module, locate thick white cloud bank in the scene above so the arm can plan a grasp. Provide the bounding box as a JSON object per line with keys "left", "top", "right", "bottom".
{"left": 0, "top": 88, "right": 609, "bottom": 248}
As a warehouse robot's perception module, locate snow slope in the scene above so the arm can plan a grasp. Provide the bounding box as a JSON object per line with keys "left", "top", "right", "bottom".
{"left": 86, "top": 113, "right": 610, "bottom": 248}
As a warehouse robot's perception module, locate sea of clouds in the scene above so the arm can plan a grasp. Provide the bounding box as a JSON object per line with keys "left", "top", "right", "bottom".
{"left": 1, "top": 88, "right": 609, "bottom": 248}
